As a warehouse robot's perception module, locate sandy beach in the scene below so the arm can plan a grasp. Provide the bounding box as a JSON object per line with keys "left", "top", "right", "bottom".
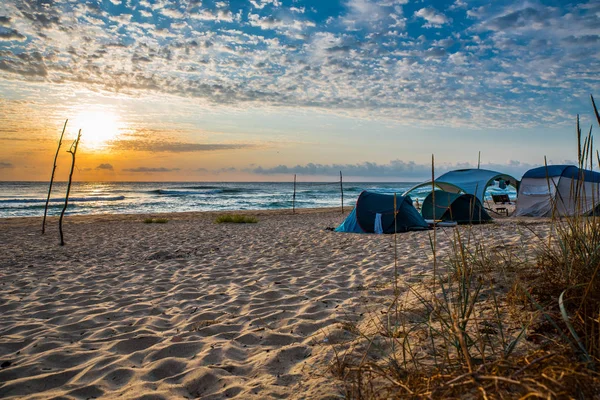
{"left": 0, "top": 208, "right": 548, "bottom": 399}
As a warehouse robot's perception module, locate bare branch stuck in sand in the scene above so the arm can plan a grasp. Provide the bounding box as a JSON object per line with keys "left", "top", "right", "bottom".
{"left": 58, "top": 129, "right": 81, "bottom": 246}
{"left": 42, "top": 119, "right": 68, "bottom": 235}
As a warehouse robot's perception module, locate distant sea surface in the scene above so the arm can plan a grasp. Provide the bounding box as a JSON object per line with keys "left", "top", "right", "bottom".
{"left": 0, "top": 181, "right": 517, "bottom": 218}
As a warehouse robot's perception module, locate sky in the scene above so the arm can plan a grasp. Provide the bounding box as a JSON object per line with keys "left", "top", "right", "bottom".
{"left": 0, "top": 0, "right": 599, "bottom": 182}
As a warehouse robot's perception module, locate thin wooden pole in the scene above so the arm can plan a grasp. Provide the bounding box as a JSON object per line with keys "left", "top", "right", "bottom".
{"left": 293, "top": 174, "right": 296, "bottom": 214}
{"left": 42, "top": 119, "right": 68, "bottom": 234}
{"left": 59, "top": 130, "right": 81, "bottom": 246}
{"left": 340, "top": 171, "right": 344, "bottom": 213}
{"left": 577, "top": 114, "right": 582, "bottom": 167}
{"left": 393, "top": 192, "right": 398, "bottom": 297}
{"left": 431, "top": 154, "right": 436, "bottom": 288}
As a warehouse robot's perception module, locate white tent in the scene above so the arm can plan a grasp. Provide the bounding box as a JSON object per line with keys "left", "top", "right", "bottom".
{"left": 515, "top": 165, "right": 600, "bottom": 217}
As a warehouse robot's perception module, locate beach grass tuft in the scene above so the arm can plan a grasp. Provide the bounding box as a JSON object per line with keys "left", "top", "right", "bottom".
{"left": 215, "top": 214, "right": 258, "bottom": 224}
{"left": 144, "top": 218, "right": 169, "bottom": 223}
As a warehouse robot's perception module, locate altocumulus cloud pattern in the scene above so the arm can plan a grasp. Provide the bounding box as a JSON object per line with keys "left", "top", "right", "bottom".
{"left": 0, "top": 0, "right": 598, "bottom": 128}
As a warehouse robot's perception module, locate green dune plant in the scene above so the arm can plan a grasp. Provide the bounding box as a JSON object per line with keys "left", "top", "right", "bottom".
{"left": 215, "top": 214, "right": 258, "bottom": 224}
{"left": 143, "top": 217, "right": 169, "bottom": 223}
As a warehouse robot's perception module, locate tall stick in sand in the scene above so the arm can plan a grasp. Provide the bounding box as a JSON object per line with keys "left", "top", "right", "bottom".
{"left": 431, "top": 154, "right": 437, "bottom": 288}
{"left": 577, "top": 114, "right": 582, "bottom": 169}
{"left": 59, "top": 130, "right": 81, "bottom": 246}
{"left": 292, "top": 174, "right": 296, "bottom": 214}
{"left": 340, "top": 171, "right": 344, "bottom": 213}
{"left": 393, "top": 192, "right": 398, "bottom": 297}
{"left": 42, "top": 119, "right": 68, "bottom": 234}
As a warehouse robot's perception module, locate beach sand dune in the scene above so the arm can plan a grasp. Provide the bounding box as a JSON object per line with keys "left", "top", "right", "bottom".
{"left": 0, "top": 209, "right": 544, "bottom": 399}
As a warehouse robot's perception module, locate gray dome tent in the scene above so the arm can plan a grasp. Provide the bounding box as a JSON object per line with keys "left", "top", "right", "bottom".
{"left": 516, "top": 165, "right": 600, "bottom": 217}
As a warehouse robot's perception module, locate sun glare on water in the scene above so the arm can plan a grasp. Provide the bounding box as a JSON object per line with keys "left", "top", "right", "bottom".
{"left": 70, "top": 110, "right": 123, "bottom": 150}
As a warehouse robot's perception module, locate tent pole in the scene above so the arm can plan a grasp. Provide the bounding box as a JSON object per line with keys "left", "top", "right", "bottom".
{"left": 431, "top": 154, "right": 437, "bottom": 288}
{"left": 293, "top": 174, "right": 296, "bottom": 214}
{"left": 340, "top": 171, "right": 344, "bottom": 214}
{"left": 393, "top": 193, "right": 398, "bottom": 297}
{"left": 477, "top": 151, "right": 481, "bottom": 169}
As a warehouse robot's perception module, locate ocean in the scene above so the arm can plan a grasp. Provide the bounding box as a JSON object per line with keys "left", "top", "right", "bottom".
{"left": 0, "top": 181, "right": 517, "bottom": 218}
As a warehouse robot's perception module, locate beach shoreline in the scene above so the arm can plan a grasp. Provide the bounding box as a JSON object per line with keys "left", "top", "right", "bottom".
{"left": 0, "top": 181, "right": 518, "bottom": 219}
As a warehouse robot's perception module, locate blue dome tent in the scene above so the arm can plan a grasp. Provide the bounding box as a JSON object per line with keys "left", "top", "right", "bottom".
{"left": 403, "top": 168, "right": 519, "bottom": 204}
{"left": 335, "top": 191, "right": 429, "bottom": 234}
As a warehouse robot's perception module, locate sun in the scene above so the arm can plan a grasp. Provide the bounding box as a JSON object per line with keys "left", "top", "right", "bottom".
{"left": 71, "top": 110, "right": 122, "bottom": 150}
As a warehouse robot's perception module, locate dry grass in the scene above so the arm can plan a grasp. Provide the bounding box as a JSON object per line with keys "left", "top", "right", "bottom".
{"left": 335, "top": 347, "right": 600, "bottom": 399}
{"left": 331, "top": 222, "right": 600, "bottom": 399}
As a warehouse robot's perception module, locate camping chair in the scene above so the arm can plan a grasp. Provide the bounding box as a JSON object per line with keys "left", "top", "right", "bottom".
{"left": 491, "top": 194, "right": 514, "bottom": 216}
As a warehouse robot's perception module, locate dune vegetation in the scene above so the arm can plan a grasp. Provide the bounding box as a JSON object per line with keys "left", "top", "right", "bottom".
{"left": 331, "top": 96, "right": 600, "bottom": 399}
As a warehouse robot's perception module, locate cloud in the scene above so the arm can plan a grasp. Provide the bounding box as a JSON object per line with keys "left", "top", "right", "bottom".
{"left": 345, "top": 0, "right": 386, "bottom": 24}
{"left": 96, "top": 163, "right": 114, "bottom": 171}
{"left": 466, "top": 6, "right": 488, "bottom": 19}
{"left": 340, "top": 0, "right": 406, "bottom": 31}
{"left": 423, "top": 47, "right": 447, "bottom": 59}
{"left": 414, "top": 7, "right": 449, "bottom": 27}
{"left": 484, "top": 7, "right": 552, "bottom": 31}
{"left": 122, "top": 167, "right": 181, "bottom": 173}
{"left": 250, "top": 0, "right": 281, "bottom": 10}
{"left": 160, "top": 8, "right": 184, "bottom": 19}
{"left": 0, "top": 29, "right": 27, "bottom": 41}
{"left": 249, "top": 160, "right": 544, "bottom": 179}
{"left": 112, "top": 140, "right": 250, "bottom": 152}
{"left": 16, "top": 0, "right": 61, "bottom": 30}
{"left": 450, "top": 0, "right": 467, "bottom": 10}
{"left": 448, "top": 51, "right": 467, "bottom": 65}
{"left": 0, "top": 51, "right": 47, "bottom": 77}
{"left": 562, "top": 35, "right": 600, "bottom": 45}
{"left": 191, "top": 9, "right": 236, "bottom": 22}
{"left": 0, "top": 162, "right": 13, "bottom": 169}
{"left": 0, "top": 0, "right": 596, "bottom": 131}
{"left": 0, "top": 16, "right": 12, "bottom": 27}
{"left": 214, "top": 167, "right": 237, "bottom": 174}
{"left": 247, "top": 13, "right": 314, "bottom": 32}
{"left": 251, "top": 160, "right": 432, "bottom": 178}
{"left": 110, "top": 13, "right": 133, "bottom": 25}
